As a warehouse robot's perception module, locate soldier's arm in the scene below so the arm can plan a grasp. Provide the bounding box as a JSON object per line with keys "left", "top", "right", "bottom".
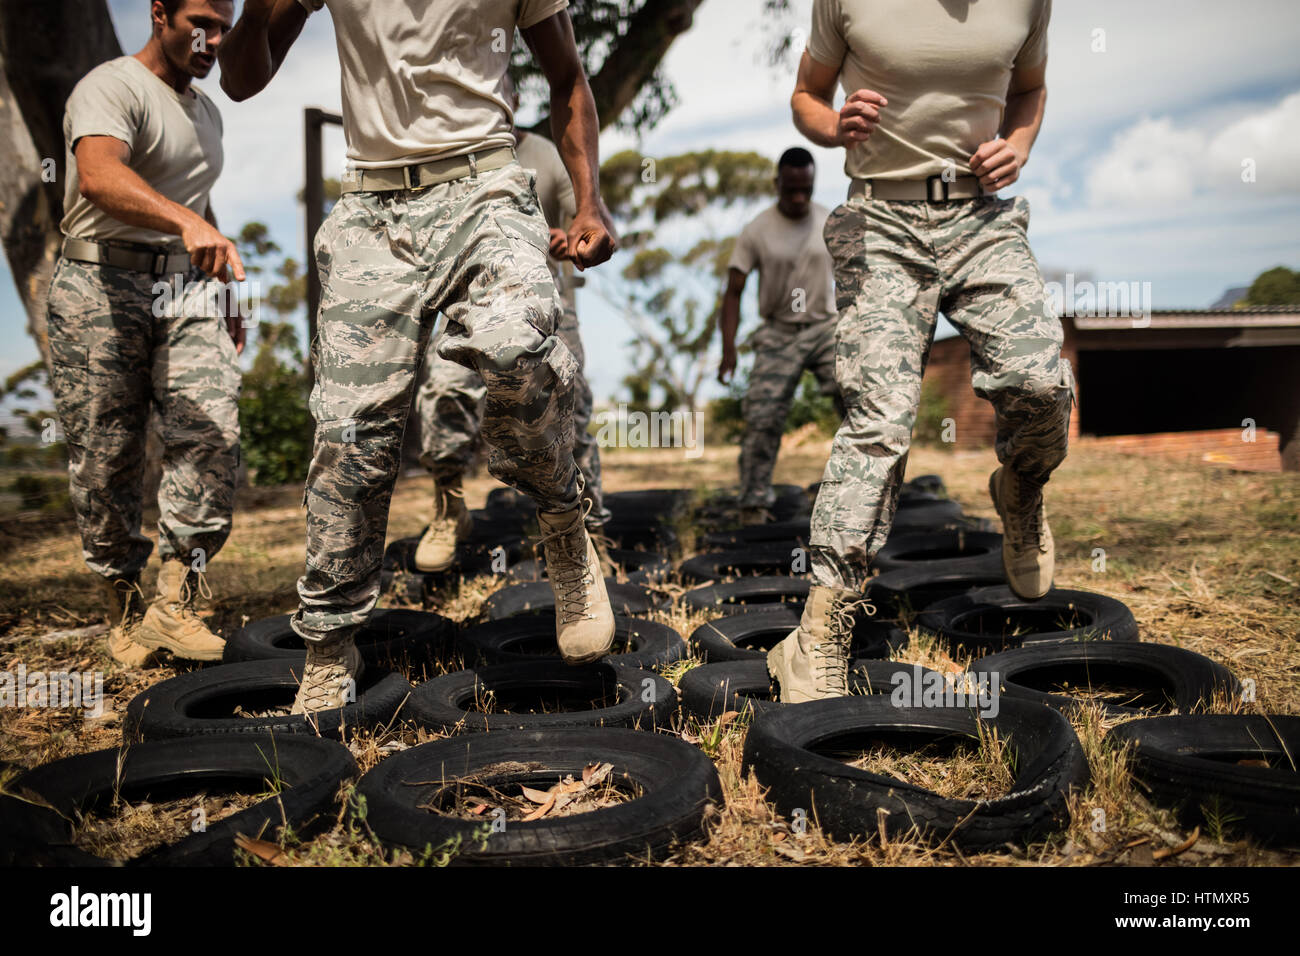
{"left": 75, "top": 136, "right": 244, "bottom": 282}
{"left": 718, "top": 268, "right": 747, "bottom": 384}
{"left": 219, "top": 0, "right": 310, "bottom": 102}
{"left": 521, "top": 11, "right": 617, "bottom": 270}
{"left": 792, "top": 52, "right": 887, "bottom": 149}
{"left": 970, "top": 61, "right": 1047, "bottom": 191}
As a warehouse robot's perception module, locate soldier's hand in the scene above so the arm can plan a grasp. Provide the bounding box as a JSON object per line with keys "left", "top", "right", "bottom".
{"left": 718, "top": 347, "right": 737, "bottom": 385}
{"left": 838, "top": 89, "right": 887, "bottom": 145}
{"left": 548, "top": 227, "right": 569, "bottom": 260}
{"left": 566, "top": 204, "right": 618, "bottom": 271}
{"left": 183, "top": 216, "right": 246, "bottom": 283}
{"left": 969, "top": 138, "right": 1024, "bottom": 192}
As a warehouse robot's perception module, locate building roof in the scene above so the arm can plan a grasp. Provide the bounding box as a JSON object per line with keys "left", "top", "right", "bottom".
{"left": 1071, "top": 307, "right": 1300, "bottom": 331}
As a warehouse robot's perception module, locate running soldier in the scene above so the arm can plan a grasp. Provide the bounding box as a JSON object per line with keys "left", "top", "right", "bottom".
{"left": 47, "top": 0, "right": 245, "bottom": 667}
{"left": 718, "top": 147, "right": 842, "bottom": 525}
{"left": 769, "top": 0, "right": 1075, "bottom": 702}
{"left": 220, "top": 0, "right": 619, "bottom": 713}
{"left": 412, "top": 75, "right": 612, "bottom": 574}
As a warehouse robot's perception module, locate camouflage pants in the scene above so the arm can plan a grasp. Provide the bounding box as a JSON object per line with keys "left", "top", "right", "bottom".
{"left": 45, "top": 256, "right": 242, "bottom": 580}
{"left": 295, "top": 161, "right": 579, "bottom": 642}
{"left": 739, "top": 316, "right": 840, "bottom": 508}
{"left": 811, "top": 195, "right": 1075, "bottom": 590}
{"left": 414, "top": 292, "right": 610, "bottom": 527}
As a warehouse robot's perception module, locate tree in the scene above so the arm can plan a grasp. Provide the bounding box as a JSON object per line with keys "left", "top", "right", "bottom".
{"left": 592, "top": 149, "right": 775, "bottom": 414}
{"left": 1241, "top": 266, "right": 1300, "bottom": 307}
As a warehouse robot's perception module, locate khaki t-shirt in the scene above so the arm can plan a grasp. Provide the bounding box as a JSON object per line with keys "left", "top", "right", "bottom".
{"left": 808, "top": 0, "right": 1050, "bottom": 181}
{"left": 728, "top": 203, "right": 836, "bottom": 324}
{"left": 515, "top": 130, "right": 578, "bottom": 304}
{"left": 61, "top": 56, "right": 223, "bottom": 245}
{"left": 298, "top": 0, "right": 568, "bottom": 168}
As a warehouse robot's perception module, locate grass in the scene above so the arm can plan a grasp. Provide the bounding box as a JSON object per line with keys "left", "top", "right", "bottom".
{"left": 0, "top": 437, "right": 1297, "bottom": 865}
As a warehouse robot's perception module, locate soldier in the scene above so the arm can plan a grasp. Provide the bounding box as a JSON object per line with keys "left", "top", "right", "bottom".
{"left": 769, "top": 0, "right": 1076, "bottom": 702}
{"left": 717, "top": 147, "right": 842, "bottom": 525}
{"left": 220, "top": 0, "right": 619, "bottom": 713}
{"left": 46, "top": 0, "right": 245, "bottom": 667}
{"left": 411, "top": 75, "right": 612, "bottom": 574}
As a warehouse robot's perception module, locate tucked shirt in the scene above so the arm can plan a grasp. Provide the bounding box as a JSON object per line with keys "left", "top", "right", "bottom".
{"left": 297, "top": 0, "right": 568, "bottom": 168}
{"left": 808, "top": 0, "right": 1050, "bottom": 181}
{"left": 60, "top": 56, "right": 223, "bottom": 245}
{"left": 728, "top": 203, "right": 836, "bottom": 324}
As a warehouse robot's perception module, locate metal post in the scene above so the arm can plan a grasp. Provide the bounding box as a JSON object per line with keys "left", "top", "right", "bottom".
{"left": 303, "top": 107, "right": 342, "bottom": 381}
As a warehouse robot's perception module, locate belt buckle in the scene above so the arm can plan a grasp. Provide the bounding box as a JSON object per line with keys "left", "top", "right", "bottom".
{"left": 402, "top": 165, "right": 417, "bottom": 190}
{"left": 152, "top": 252, "right": 168, "bottom": 275}
{"left": 926, "top": 174, "right": 949, "bottom": 203}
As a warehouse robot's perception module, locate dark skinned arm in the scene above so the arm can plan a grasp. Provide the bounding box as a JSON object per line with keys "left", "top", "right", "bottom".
{"left": 218, "top": 0, "right": 309, "bottom": 102}
{"left": 717, "top": 267, "right": 747, "bottom": 384}
{"left": 520, "top": 10, "right": 617, "bottom": 271}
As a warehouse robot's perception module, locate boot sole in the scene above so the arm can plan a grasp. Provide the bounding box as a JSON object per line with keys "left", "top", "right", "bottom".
{"left": 135, "top": 630, "right": 225, "bottom": 662}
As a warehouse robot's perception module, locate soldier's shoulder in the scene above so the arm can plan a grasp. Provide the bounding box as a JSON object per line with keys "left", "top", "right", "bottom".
{"left": 72, "top": 56, "right": 140, "bottom": 95}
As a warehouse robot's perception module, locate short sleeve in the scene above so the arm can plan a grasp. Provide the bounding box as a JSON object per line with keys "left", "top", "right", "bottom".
{"left": 727, "top": 223, "right": 757, "bottom": 276}
{"left": 296, "top": 0, "right": 325, "bottom": 13}
{"left": 65, "top": 66, "right": 140, "bottom": 154}
{"left": 1014, "top": 0, "right": 1051, "bottom": 69}
{"left": 518, "top": 0, "right": 568, "bottom": 29}
{"left": 807, "top": 0, "right": 848, "bottom": 69}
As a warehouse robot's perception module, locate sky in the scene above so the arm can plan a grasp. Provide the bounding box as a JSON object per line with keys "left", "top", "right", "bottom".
{"left": 2, "top": 0, "right": 1298, "bottom": 408}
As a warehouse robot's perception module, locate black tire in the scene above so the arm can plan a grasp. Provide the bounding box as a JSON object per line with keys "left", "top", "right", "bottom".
{"left": 124, "top": 660, "right": 412, "bottom": 742}
{"left": 485, "top": 487, "right": 536, "bottom": 519}
{"left": 405, "top": 660, "right": 676, "bottom": 733}
{"left": 1109, "top": 715, "right": 1300, "bottom": 846}
{"left": 10, "top": 734, "right": 356, "bottom": 865}
{"left": 872, "top": 530, "right": 1003, "bottom": 574}
{"left": 678, "top": 660, "right": 942, "bottom": 721}
{"left": 969, "top": 642, "right": 1240, "bottom": 719}
{"left": 742, "top": 696, "right": 1088, "bottom": 850}
{"left": 691, "top": 606, "right": 907, "bottom": 663}
{"left": 357, "top": 727, "right": 722, "bottom": 865}
{"left": 682, "top": 576, "right": 811, "bottom": 611}
{"left": 866, "top": 564, "right": 1008, "bottom": 618}
{"left": 918, "top": 586, "right": 1140, "bottom": 654}
{"left": 679, "top": 544, "right": 807, "bottom": 584}
{"left": 604, "top": 489, "right": 695, "bottom": 522}
{"left": 485, "top": 581, "right": 666, "bottom": 620}
{"left": 701, "top": 519, "right": 812, "bottom": 550}
{"left": 223, "top": 609, "right": 458, "bottom": 671}
{"left": 505, "top": 549, "right": 673, "bottom": 587}
{"left": 601, "top": 519, "right": 680, "bottom": 553}
{"left": 383, "top": 534, "right": 528, "bottom": 575}
{"left": 889, "top": 499, "right": 968, "bottom": 532}
{"left": 699, "top": 484, "right": 810, "bottom": 522}
{"left": 458, "top": 616, "right": 687, "bottom": 672}
{"left": 905, "top": 474, "right": 947, "bottom": 496}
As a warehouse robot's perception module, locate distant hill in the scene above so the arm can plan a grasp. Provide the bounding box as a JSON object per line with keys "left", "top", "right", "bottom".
{"left": 1210, "top": 286, "right": 1248, "bottom": 309}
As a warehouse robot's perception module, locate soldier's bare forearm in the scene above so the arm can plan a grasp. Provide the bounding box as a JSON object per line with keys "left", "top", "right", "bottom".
{"left": 1000, "top": 85, "right": 1046, "bottom": 164}
{"left": 80, "top": 156, "right": 204, "bottom": 239}
{"left": 792, "top": 91, "right": 841, "bottom": 148}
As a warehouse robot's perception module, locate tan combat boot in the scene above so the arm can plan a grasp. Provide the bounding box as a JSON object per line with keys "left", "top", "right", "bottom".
{"left": 767, "top": 585, "right": 858, "bottom": 703}
{"left": 413, "top": 477, "right": 472, "bottom": 572}
{"left": 989, "top": 466, "right": 1055, "bottom": 600}
{"left": 136, "top": 560, "right": 226, "bottom": 661}
{"left": 291, "top": 637, "right": 364, "bottom": 715}
{"left": 537, "top": 506, "right": 615, "bottom": 664}
{"left": 98, "top": 574, "right": 157, "bottom": 668}
{"left": 588, "top": 528, "right": 618, "bottom": 578}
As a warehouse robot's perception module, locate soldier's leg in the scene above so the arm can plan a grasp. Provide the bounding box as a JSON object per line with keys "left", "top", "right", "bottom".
{"left": 554, "top": 298, "right": 610, "bottom": 529}
{"left": 809, "top": 200, "right": 940, "bottom": 591}
{"left": 414, "top": 322, "right": 487, "bottom": 482}
{"left": 738, "top": 322, "right": 803, "bottom": 510}
{"left": 939, "top": 196, "right": 1074, "bottom": 482}
{"left": 293, "top": 191, "right": 431, "bottom": 646}
{"left": 45, "top": 259, "right": 153, "bottom": 579}
{"left": 938, "top": 196, "right": 1074, "bottom": 598}
{"left": 151, "top": 272, "right": 242, "bottom": 568}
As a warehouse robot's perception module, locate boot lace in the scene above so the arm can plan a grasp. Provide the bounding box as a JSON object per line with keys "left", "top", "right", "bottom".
{"left": 178, "top": 569, "right": 214, "bottom": 621}
{"left": 1011, "top": 474, "right": 1047, "bottom": 553}
{"left": 815, "top": 595, "right": 874, "bottom": 690}
{"left": 536, "top": 501, "right": 597, "bottom": 624}
{"left": 428, "top": 484, "right": 466, "bottom": 544}
{"left": 297, "top": 642, "right": 353, "bottom": 713}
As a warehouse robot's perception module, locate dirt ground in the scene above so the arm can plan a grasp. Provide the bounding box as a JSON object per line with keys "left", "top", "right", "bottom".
{"left": 1, "top": 435, "right": 1296, "bottom": 866}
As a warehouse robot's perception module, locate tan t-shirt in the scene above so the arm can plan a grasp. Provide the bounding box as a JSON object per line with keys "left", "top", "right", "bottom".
{"left": 60, "top": 56, "right": 223, "bottom": 246}
{"left": 298, "top": 0, "right": 568, "bottom": 169}
{"left": 808, "top": 0, "right": 1050, "bottom": 181}
{"left": 515, "top": 130, "right": 578, "bottom": 304}
{"left": 728, "top": 203, "right": 836, "bottom": 324}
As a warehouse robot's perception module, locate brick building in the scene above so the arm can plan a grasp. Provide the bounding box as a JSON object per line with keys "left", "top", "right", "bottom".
{"left": 920, "top": 308, "right": 1300, "bottom": 472}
